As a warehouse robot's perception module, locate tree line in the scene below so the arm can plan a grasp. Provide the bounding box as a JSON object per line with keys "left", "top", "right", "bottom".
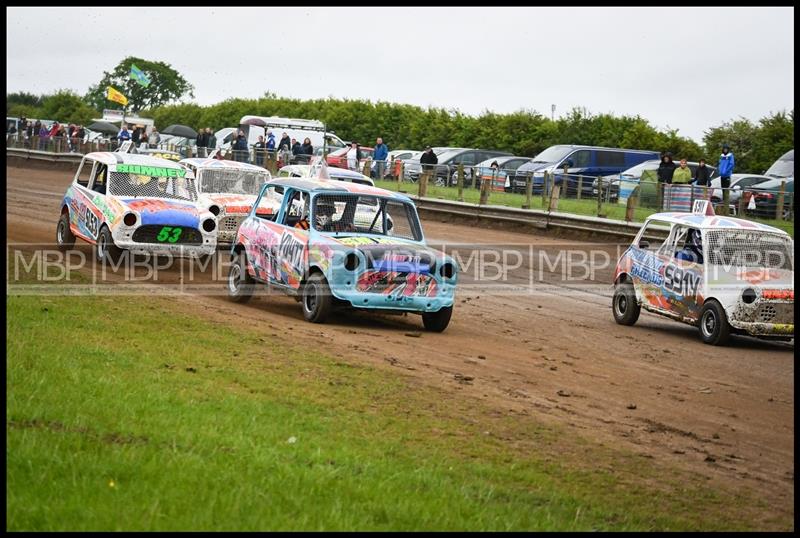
{"left": 7, "top": 92, "right": 793, "bottom": 175}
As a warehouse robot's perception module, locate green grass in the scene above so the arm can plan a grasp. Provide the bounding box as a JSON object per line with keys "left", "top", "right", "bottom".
{"left": 7, "top": 293, "right": 789, "bottom": 531}
{"left": 375, "top": 180, "right": 795, "bottom": 237}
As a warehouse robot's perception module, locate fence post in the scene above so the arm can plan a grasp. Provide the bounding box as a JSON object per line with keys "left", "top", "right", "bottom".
{"left": 541, "top": 172, "right": 548, "bottom": 206}
{"left": 597, "top": 179, "right": 605, "bottom": 218}
{"left": 388, "top": 156, "right": 394, "bottom": 180}
{"left": 523, "top": 175, "right": 533, "bottom": 209}
{"left": 397, "top": 161, "right": 404, "bottom": 186}
{"left": 738, "top": 191, "right": 746, "bottom": 217}
{"left": 625, "top": 191, "right": 638, "bottom": 222}
{"left": 548, "top": 184, "right": 560, "bottom": 212}
{"left": 577, "top": 175, "right": 583, "bottom": 200}
{"left": 479, "top": 170, "right": 490, "bottom": 205}
{"left": 456, "top": 163, "right": 465, "bottom": 202}
{"left": 776, "top": 181, "right": 786, "bottom": 220}
{"left": 362, "top": 158, "right": 372, "bottom": 178}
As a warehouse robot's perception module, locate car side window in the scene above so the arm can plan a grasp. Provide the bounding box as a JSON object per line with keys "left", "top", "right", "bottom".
{"left": 254, "top": 185, "right": 283, "bottom": 220}
{"left": 638, "top": 219, "right": 671, "bottom": 253}
{"left": 90, "top": 164, "right": 108, "bottom": 194}
{"left": 281, "top": 190, "right": 308, "bottom": 227}
{"left": 596, "top": 151, "right": 625, "bottom": 167}
{"left": 568, "top": 150, "right": 591, "bottom": 168}
{"left": 75, "top": 159, "right": 95, "bottom": 187}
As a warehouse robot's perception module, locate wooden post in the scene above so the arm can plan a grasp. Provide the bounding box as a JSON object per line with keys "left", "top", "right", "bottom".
{"left": 397, "top": 161, "right": 404, "bottom": 185}
{"left": 625, "top": 192, "right": 638, "bottom": 222}
{"left": 456, "top": 163, "right": 465, "bottom": 202}
{"left": 389, "top": 156, "right": 395, "bottom": 180}
{"left": 479, "top": 170, "right": 490, "bottom": 205}
{"left": 656, "top": 181, "right": 664, "bottom": 211}
{"left": 738, "top": 191, "right": 746, "bottom": 217}
{"left": 541, "top": 172, "right": 548, "bottom": 206}
{"left": 362, "top": 158, "right": 372, "bottom": 178}
{"left": 776, "top": 181, "right": 786, "bottom": 220}
{"left": 597, "top": 179, "right": 605, "bottom": 218}
{"left": 523, "top": 175, "right": 533, "bottom": 209}
{"left": 576, "top": 175, "right": 583, "bottom": 200}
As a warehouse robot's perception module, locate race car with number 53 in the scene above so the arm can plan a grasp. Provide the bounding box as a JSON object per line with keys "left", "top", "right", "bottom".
{"left": 228, "top": 176, "right": 459, "bottom": 331}
{"left": 612, "top": 200, "right": 794, "bottom": 345}
{"left": 56, "top": 152, "right": 218, "bottom": 262}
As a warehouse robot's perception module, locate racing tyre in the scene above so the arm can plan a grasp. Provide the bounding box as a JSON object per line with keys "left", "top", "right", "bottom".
{"left": 699, "top": 300, "right": 731, "bottom": 346}
{"left": 302, "top": 272, "right": 332, "bottom": 323}
{"left": 56, "top": 213, "right": 75, "bottom": 251}
{"left": 422, "top": 305, "right": 453, "bottom": 332}
{"left": 228, "top": 252, "right": 255, "bottom": 303}
{"left": 95, "top": 226, "right": 122, "bottom": 264}
{"left": 612, "top": 281, "right": 640, "bottom": 326}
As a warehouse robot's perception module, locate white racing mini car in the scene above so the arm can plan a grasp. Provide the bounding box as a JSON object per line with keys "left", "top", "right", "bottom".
{"left": 612, "top": 200, "right": 794, "bottom": 345}
{"left": 57, "top": 152, "right": 218, "bottom": 262}
{"left": 178, "top": 158, "right": 276, "bottom": 245}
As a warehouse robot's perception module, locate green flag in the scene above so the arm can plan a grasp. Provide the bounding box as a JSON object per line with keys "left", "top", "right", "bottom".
{"left": 129, "top": 63, "right": 151, "bottom": 87}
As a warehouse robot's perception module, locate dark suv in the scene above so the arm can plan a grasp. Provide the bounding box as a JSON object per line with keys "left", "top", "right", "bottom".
{"left": 404, "top": 148, "right": 512, "bottom": 185}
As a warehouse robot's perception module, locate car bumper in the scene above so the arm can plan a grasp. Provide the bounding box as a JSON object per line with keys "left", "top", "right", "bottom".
{"left": 729, "top": 320, "right": 794, "bottom": 337}
{"left": 729, "top": 299, "right": 794, "bottom": 336}
{"left": 330, "top": 277, "right": 456, "bottom": 313}
{"left": 114, "top": 240, "right": 216, "bottom": 257}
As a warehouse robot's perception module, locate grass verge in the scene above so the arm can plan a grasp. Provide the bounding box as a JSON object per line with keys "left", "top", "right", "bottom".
{"left": 7, "top": 294, "right": 788, "bottom": 531}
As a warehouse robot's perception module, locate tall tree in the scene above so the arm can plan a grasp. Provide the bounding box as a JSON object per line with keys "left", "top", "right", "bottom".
{"left": 84, "top": 57, "right": 194, "bottom": 113}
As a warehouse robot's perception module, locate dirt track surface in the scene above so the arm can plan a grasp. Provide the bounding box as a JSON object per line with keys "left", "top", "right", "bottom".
{"left": 6, "top": 164, "right": 795, "bottom": 520}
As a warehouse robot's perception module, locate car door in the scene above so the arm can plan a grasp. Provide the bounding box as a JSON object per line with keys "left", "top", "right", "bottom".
{"left": 254, "top": 188, "right": 309, "bottom": 290}
{"left": 656, "top": 225, "right": 703, "bottom": 319}
{"left": 70, "top": 157, "right": 101, "bottom": 241}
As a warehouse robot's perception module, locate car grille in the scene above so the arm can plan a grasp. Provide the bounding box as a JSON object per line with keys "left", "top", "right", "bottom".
{"left": 220, "top": 215, "right": 244, "bottom": 233}
{"left": 755, "top": 302, "right": 794, "bottom": 324}
{"left": 132, "top": 225, "right": 203, "bottom": 245}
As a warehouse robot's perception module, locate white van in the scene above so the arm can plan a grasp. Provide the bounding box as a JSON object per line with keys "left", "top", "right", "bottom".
{"left": 215, "top": 116, "right": 347, "bottom": 153}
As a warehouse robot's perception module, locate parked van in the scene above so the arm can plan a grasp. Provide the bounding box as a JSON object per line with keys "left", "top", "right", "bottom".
{"left": 512, "top": 145, "right": 660, "bottom": 196}
{"left": 217, "top": 116, "right": 347, "bottom": 154}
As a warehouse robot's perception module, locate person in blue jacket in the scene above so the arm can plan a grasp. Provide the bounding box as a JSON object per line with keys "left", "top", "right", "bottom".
{"left": 372, "top": 137, "right": 389, "bottom": 179}
{"left": 266, "top": 130, "right": 276, "bottom": 152}
{"left": 233, "top": 129, "right": 249, "bottom": 163}
{"left": 718, "top": 143, "right": 735, "bottom": 214}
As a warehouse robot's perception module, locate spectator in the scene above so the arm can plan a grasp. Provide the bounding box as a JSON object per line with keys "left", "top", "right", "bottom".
{"left": 233, "top": 129, "right": 249, "bottom": 163}
{"left": 299, "top": 137, "right": 313, "bottom": 163}
{"left": 717, "top": 143, "right": 735, "bottom": 213}
{"left": 656, "top": 152, "right": 676, "bottom": 184}
{"left": 672, "top": 159, "right": 692, "bottom": 184}
{"left": 148, "top": 128, "right": 161, "bottom": 148}
{"left": 346, "top": 141, "right": 361, "bottom": 171}
{"left": 254, "top": 135, "right": 266, "bottom": 167}
{"left": 420, "top": 146, "right": 438, "bottom": 172}
{"left": 694, "top": 158, "right": 711, "bottom": 186}
{"left": 373, "top": 137, "right": 389, "bottom": 179}
{"left": 291, "top": 138, "right": 301, "bottom": 164}
{"left": 206, "top": 128, "right": 216, "bottom": 151}
{"left": 38, "top": 123, "right": 50, "bottom": 150}
{"left": 196, "top": 128, "right": 208, "bottom": 157}
{"left": 118, "top": 124, "right": 131, "bottom": 141}
{"left": 266, "top": 130, "right": 276, "bottom": 151}
{"left": 278, "top": 132, "right": 291, "bottom": 152}
{"left": 132, "top": 126, "right": 141, "bottom": 144}
{"left": 7, "top": 123, "right": 17, "bottom": 135}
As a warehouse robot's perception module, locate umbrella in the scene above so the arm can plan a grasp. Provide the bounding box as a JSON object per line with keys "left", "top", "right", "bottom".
{"left": 241, "top": 117, "right": 266, "bottom": 126}
{"left": 87, "top": 121, "right": 120, "bottom": 136}
{"left": 161, "top": 124, "right": 198, "bottom": 139}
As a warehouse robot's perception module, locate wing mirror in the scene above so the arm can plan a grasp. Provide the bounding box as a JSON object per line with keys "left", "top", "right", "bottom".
{"left": 733, "top": 184, "right": 741, "bottom": 190}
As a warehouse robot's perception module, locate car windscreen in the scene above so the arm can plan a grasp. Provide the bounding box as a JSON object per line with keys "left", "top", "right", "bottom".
{"left": 312, "top": 194, "right": 421, "bottom": 240}
{"left": 764, "top": 153, "right": 794, "bottom": 178}
{"left": 530, "top": 146, "right": 573, "bottom": 164}
{"left": 705, "top": 230, "right": 793, "bottom": 270}
{"left": 109, "top": 171, "right": 199, "bottom": 202}
{"left": 200, "top": 168, "right": 267, "bottom": 195}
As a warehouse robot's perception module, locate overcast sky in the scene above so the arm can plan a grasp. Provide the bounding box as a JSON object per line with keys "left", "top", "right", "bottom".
{"left": 6, "top": 6, "right": 794, "bottom": 143}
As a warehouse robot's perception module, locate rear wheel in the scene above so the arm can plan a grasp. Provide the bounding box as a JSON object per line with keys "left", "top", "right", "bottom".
{"left": 302, "top": 273, "right": 332, "bottom": 323}
{"left": 699, "top": 300, "right": 731, "bottom": 346}
{"left": 228, "top": 251, "right": 255, "bottom": 303}
{"left": 56, "top": 213, "right": 75, "bottom": 251}
{"left": 422, "top": 305, "right": 453, "bottom": 332}
{"left": 612, "top": 281, "right": 640, "bottom": 326}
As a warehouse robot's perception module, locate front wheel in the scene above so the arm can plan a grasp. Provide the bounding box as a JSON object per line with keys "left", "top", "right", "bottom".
{"left": 699, "top": 300, "right": 731, "bottom": 346}
{"left": 302, "top": 273, "right": 332, "bottom": 323}
{"left": 422, "top": 305, "right": 453, "bottom": 332}
{"left": 95, "top": 226, "right": 122, "bottom": 264}
{"left": 56, "top": 213, "right": 75, "bottom": 251}
{"left": 228, "top": 252, "right": 255, "bottom": 303}
{"left": 612, "top": 281, "right": 640, "bottom": 326}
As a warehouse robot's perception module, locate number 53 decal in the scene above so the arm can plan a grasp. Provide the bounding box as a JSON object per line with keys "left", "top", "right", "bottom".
{"left": 83, "top": 206, "right": 99, "bottom": 237}
{"left": 157, "top": 226, "right": 183, "bottom": 243}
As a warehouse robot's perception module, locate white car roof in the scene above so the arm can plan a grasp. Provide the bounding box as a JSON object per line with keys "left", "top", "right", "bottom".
{"left": 645, "top": 211, "right": 791, "bottom": 236}
{"left": 85, "top": 151, "right": 185, "bottom": 169}
{"left": 179, "top": 158, "right": 268, "bottom": 172}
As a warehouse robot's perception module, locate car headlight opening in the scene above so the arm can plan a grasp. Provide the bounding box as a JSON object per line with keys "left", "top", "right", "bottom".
{"left": 202, "top": 218, "right": 216, "bottom": 232}
{"left": 742, "top": 288, "right": 757, "bottom": 304}
{"left": 123, "top": 212, "right": 137, "bottom": 227}
{"left": 208, "top": 205, "right": 221, "bottom": 216}
{"left": 344, "top": 252, "right": 360, "bottom": 271}
{"left": 440, "top": 262, "right": 456, "bottom": 279}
